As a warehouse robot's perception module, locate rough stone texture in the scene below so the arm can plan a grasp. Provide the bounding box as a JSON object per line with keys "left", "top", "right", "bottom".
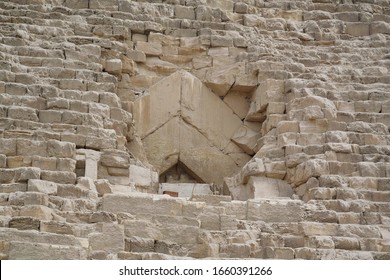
{"left": 0, "top": 0, "right": 389, "bottom": 260}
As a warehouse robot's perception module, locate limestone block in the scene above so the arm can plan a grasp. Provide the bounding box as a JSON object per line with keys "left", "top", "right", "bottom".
{"left": 299, "top": 120, "right": 328, "bottom": 133}
{"left": 135, "top": 41, "right": 162, "bottom": 56}
{"left": 110, "top": 107, "right": 132, "bottom": 123}
{"left": 276, "top": 121, "right": 299, "bottom": 134}
{"left": 40, "top": 171, "right": 77, "bottom": 184}
{"left": 239, "top": 158, "right": 266, "bottom": 184}
{"left": 345, "top": 22, "right": 370, "bottom": 36}
{"left": 94, "top": 179, "right": 113, "bottom": 196}
{"left": 133, "top": 72, "right": 181, "bottom": 138}
{"left": 179, "top": 121, "right": 239, "bottom": 185}
{"left": 125, "top": 236, "right": 154, "bottom": 253}
{"left": 175, "top": 6, "right": 195, "bottom": 20}
{"left": 248, "top": 177, "right": 293, "bottom": 199}
{"left": 208, "top": 47, "right": 229, "bottom": 56}
{"left": 205, "top": 66, "right": 235, "bottom": 96}
{"left": 8, "top": 106, "right": 38, "bottom": 121}
{"left": 57, "top": 185, "right": 90, "bottom": 199}
{"left": 152, "top": 196, "right": 183, "bottom": 217}
{"left": 127, "top": 50, "right": 146, "bottom": 63}
{"left": 8, "top": 191, "right": 49, "bottom": 206}
{"left": 159, "top": 183, "right": 211, "bottom": 198}
{"left": 211, "top": 35, "right": 233, "bottom": 47}
{"left": 277, "top": 132, "right": 297, "bottom": 147}
{"left": 206, "top": 0, "right": 233, "bottom": 12}
{"left": 247, "top": 199, "right": 304, "bottom": 222}
{"left": 293, "top": 159, "right": 329, "bottom": 186}
{"left": 103, "top": 193, "right": 153, "bottom": 215}
{"left": 14, "top": 167, "right": 40, "bottom": 182}
{"left": 129, "top": 165, "right": 158, "bottom": 192}
{"left": 104, "top": 59, "right": 122, "bottom": 75}
{"left": 358, "top": 162, "right": 380, "bottom": 177}
{"left": 0, "top": 139, "right": 16, "bottom": 156}
{"left": 85, "top": 136, "right": 116, "bottom": 150}
{"left": 32, "top": 156, "right": 56, "bottom": 171}
{"left": 89, "top": 102, "right": 110, "bottom": 119}
{"left": 89, "top": 223, "right": 124, "bottom": 253}
{"left": 121, "top": 56, "right": 137, "bottom": 76}
{"left": 89, "top": 0, "right": 118, "bottom": 10}
{"left": 8, "top": 241, "right": 87, "bottom": 260}
{"left": 192, "top": 56, "right": 212, "bottom": 70}
{"left": 252, "top": 79, "right": 285, "bottom": 114}
{"left": 100, "top": 150, "right": 130, "bottom": 168}
{"left": 28, "top": 179, "right": 57, "bottom": 195}
{"left": 19, "top": 205, "right": 55, "bottom": 221}
{"left": 232, "top": 125, "right": 259, "bottom": 155}
{"left": 143, "top": 118, "right": 180, "bottom": 173}
{"left": 182, "top": 201, "right": 205, "bottom": 218}
{"left": 307, "top": 236, "right": 335, "bottom": 249}
{"left": 6, "top": 156, "right": 32, "bottom": 168}
{"left": 333, "top": 237, "right": 360, "bottom": 250}
{"left": 223, "top": 91, "right": 251, "bottom": 119}
{"left": 39, "top": 110, "right": 62, "bottom": 123}
{"left": 17, "top": 140, "right": 47, "bottom": 157}
{"left": 9, "top": 218, "right": 41, "bottom": 231}
{"left": 299, "top": 222, "right": 339, "bottom": 236}
{"left": 243, "top": 14, "right": 264, "bottom": 27}
{"left": 0, "top": 168, "right": 15, "bottom": 184}
{"left": 338, "top": 224, "right": 381, "bottom": 238}
{"left": 370, "top": 21, "right": 390, "bottom": 35}
{"left": 99, "top": 92, "right": 121, "bottom": 108}
{"left": 181, "top": 72, "right": 242, "bottom": 150}
{"left": 65, "top": 0, "right": 88, "bottom": 9}
{"left": 0, "top": 154, "right": 5, "bottom": 168}
{"left": 47, "top": 140, "right": 75, "bottom": 158}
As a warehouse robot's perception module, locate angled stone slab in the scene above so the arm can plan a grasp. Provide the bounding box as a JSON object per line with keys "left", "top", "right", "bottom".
{"left": 133, "top": 71, "right": 181, "bottom": 138}
{"left": 181, "top": 71, "right": 242, "bottom": 151}
{"left": 179, "top": 120, "right": 239, "bottom": 185}
{"left": 142, "top": 117, "right": 180, "bottom": 174}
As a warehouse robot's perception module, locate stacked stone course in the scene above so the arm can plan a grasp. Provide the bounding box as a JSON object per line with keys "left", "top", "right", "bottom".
{"left": 0, "top": 0, "right": 389, "bottom": 259}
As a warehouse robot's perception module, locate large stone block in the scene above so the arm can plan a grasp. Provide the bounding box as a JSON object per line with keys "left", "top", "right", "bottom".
{"left": 248, "top": 177, "right": 293, "bottom": 199}
{"left": 159, "top": 183, "right": 212, "bottom": 198}
{"left": 19, "top": 205, "right": 55, "bottom": 221}
{"left": 247, "top": 199, "right": 304, "bottom": 222}
{"left": 88, "top": 223, "right": 124, "bottom": 253}
{"left": 8, "top": 191, "right": 49, "bottom": 206}
{"left": 28, "top": 179, "right": 57, "bottom": 195}
{"left": 89, "top": 0, "right": 118, "bottom": 10}
{"left": 8, "top": 241, "right": 87, "bottom": 260}
{"left": 129, "top": 165, "right": 159, "bottom": 192}
{"left": 8, "top": 106, "right": 38, "bottom": 122}
{"left": 0, "top": 139, "right": 16, "bottom": 156}
{"left": 17, "top": 140, "right": 47, "bottom": 157}
{"left": 47, "top": 140, "right": 75, "bottom": 158}
{"left": 142, "top": 118, "right": 180, "bottom": 174}
{"left": 135, "top": 41, "right": 162, "bottom": 56}
{"left": 181, "top": 72, "right": 242, "bottom": 150}
{"left": 180, "top": 121, "right": 239, "bottom": 185}
{"left": 133, "top": 71, "right": 181, "bottom": 138}
{"left": 102, "top": 193, "right": 154, "bottom": 215}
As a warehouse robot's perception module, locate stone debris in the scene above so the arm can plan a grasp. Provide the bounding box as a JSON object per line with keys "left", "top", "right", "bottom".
{"left": 0, "top": 0, "right": 389, "bottom": 260}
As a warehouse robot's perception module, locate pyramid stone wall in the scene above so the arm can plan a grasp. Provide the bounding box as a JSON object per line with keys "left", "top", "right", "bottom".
{"left": 0, "top": 0, "right": 390, "bottom": 259}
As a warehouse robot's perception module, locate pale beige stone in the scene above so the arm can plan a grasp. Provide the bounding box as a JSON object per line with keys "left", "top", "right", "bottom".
{"left": 232, "top": 125, "right": 259, "bottom": 155}
{"left": 248, "top": 177, "right": 294, "bottom": 199}
{"left": 181, "top": 72, "right": 242, "bottom": 150}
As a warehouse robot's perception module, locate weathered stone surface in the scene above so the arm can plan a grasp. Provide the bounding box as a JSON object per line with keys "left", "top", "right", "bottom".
{"left": 88, "top": 223, "right": 124, "bottom": 253}
{"left": 0, "top": 0, "right": 389, "bottom": 261}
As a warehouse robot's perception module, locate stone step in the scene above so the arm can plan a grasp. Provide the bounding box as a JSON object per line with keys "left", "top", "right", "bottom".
{"left": 3, "top": 241, "right": 87, "bottom": 260}
{"left": 308, "top": 199, "right": 390, "bottom": 215}
{"left": 117, "top": 251, "right": 193, "bottom": 260}
{"left": 306, "top": 187, "right": 390, "bottom": 202}
{"left": 295, "top": 247, "right": 390, "bottom": 260}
